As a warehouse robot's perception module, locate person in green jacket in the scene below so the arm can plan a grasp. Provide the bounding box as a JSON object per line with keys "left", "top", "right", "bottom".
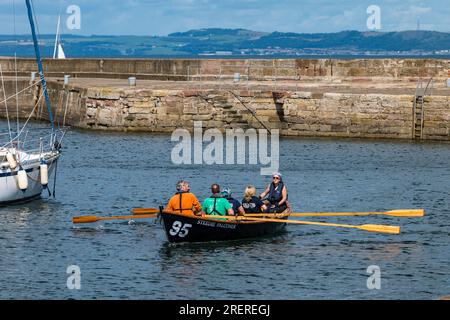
{"left": 202, "top": 184, "right": 234, "bottom": 216}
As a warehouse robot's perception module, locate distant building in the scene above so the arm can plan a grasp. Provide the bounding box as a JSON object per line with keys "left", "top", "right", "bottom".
{"left": 215, "top": 51, "right": 233, "bottom": 55}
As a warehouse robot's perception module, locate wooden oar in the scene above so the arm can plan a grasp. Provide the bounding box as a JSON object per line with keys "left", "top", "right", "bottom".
{"left": 203, "top": 215, "right": 401, "bottom": 234}
{"left": 73, "top": 213, "right": 157, "bottom": 224}
{"left": 244, "top": 209, "right": 425, "bottom": 218}
{"left": 131, "top": 208, "right": 203, "bottom": 215}
{"left": 134, "top": 208, "right": 424, "bottom": 217}
{"left": 131, "top": 208, "right": 159, "bottom": 215}
{"left": 73, "top": 209, "right": 198, "bottom": 224}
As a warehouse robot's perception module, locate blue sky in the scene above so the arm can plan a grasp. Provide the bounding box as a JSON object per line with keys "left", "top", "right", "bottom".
{"left": 0, "top": 0, "right": 448, "bottom": 35}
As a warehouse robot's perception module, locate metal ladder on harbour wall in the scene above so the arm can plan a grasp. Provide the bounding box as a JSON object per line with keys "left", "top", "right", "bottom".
{"left": 412, "top": 77, "right": 433, "bottom": 140}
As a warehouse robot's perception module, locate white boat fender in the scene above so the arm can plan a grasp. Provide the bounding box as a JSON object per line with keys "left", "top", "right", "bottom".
{"left": 18, "top": 168, "right": 28, "bottom": 191}
{"left": 6, "top": 153, "right": 17, "bottom": 170}
{"left": 40, "top": 162, "right": 49, "bottom": 187}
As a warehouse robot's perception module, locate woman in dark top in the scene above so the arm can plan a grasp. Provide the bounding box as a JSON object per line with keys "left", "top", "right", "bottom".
{"left": 260, "top": 172, "right": 288, "bottom": 213}
{"left": 242, "top": 185, "right": 267, "bottom": 213}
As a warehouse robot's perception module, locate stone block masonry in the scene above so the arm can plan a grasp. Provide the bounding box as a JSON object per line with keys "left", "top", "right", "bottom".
{"left": 0, "top": 58, "right": 449, "bottom": 141}
{"left": 2, "top": 81, "right": 444, "bottom": 141}
{"left": 0, "top": 58, "right": 449, "bottom": 80}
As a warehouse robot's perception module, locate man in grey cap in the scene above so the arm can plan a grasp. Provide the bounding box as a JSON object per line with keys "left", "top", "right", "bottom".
{"left": 260, "top": 172, "right": 289, "bottom": 213}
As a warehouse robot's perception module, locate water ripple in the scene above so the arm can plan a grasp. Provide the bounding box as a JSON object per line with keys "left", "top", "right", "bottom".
{"left": 0, "top": 122, "right": 449, "bottom": 299}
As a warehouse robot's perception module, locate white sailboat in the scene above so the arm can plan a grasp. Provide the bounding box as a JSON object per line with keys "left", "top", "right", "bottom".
{"left": 53, "top": 14, "right": 66, "bottom": 59}
{"left": 0, "top": 0, "right": 67, "bottom": 204}
{"left": 0, "top": 144, "right": 61, "bottom": 203}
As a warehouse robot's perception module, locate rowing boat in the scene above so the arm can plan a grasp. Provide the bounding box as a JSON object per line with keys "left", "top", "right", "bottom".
{"left": 160, "top": 209, "right": 290, "bottom": 243}
{"left": 72, "top": 208, "right": 412, "bottom": 237}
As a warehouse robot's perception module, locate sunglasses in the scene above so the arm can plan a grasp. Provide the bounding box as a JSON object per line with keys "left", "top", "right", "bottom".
{"left": 273, "top": 176, "right": 280, "bottom": 180}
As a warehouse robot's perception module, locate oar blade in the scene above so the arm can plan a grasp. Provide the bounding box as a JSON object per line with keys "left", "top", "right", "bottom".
{"left": 386, "top": 209, "right": 425, "bottom": 217}
{"left": 131, "top": 208, "right": 159, "bottom": 215}
{"left": 359, "top": 224, "right": 400, "bottom": 234}
{"left": 73, "top": 213, "right": 158, "bottom": 224}
{"left": 72, "top": 216, "right": 99, "bottom": 224}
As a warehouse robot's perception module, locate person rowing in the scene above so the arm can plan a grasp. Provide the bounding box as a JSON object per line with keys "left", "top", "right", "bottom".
{"left": 222, "top": 187, "right": 245, "bottom": 215}
{"left": 259, "top": 172, "right": 288, "bottom": 213}
{"left": 242, "top": 185, "right": 267, "bottom": 214}
{"left": 202, "top": 184, "right": 234, "bottom": 216}
{"left": 165, "top": 180, "right": 202, "bottom": 215}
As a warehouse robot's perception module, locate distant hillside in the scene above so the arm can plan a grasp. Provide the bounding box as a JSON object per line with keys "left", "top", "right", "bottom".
{"left": 168, "top": 28, "right": 267, "bottom": 38}
{"left": 0, "top": 29, "right": 449, "bottom": 58}
{"left": 247, "top": 30, "right": 450, "bottom": 51}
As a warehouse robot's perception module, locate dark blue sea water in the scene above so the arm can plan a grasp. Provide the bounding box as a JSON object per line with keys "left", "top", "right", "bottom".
{"left": 0, "top": 121, "right": 449, "bottom": 299}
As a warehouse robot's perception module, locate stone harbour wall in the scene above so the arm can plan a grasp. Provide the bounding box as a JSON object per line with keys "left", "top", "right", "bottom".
{"left": 0, "top": 58, "right": 449, "bottom": 80}
{"left": 24, "top": 84, "right": 447, "bottom": 141}
{"left": 280, "top": 92, "right": 449, "bottom": 140}
{"left": 0, "top": 80, "right": 450, "bottom": 141}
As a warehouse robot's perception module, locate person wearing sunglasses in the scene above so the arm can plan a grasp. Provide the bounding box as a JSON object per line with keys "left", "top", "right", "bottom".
{"left": 259, "top": 172, "right": 288, "bottom": 213}
{"left": 165, "top": 180, "right": 202, "bottom": 215}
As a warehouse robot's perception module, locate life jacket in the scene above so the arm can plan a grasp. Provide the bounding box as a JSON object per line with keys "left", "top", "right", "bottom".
{"left": 175, "top": 191, "right": 194, "bottom": 213}
{"left": 268, "top": 181, "right": 286, "bottom": 204}
{"left": 207, "top": 194, "right": 223, "bottom": 215}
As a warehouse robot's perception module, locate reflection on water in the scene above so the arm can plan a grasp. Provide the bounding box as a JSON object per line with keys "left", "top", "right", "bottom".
{"left": 0, "top": 121, "right": 449, "bottom": 299}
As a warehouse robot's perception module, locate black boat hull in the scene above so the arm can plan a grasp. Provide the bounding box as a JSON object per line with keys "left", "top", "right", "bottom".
{"left": 161, "top": 211, "right": 288, "bottom": 243}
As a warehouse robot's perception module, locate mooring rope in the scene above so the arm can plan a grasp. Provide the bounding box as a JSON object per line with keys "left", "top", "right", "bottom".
{"left": 227, "top": 90, "right": 272, "bottom": 135}
{"left": 13, "top": 0, "right": 20, "bottom": 137}
{"left": 1, "top": 90, "right": 44, "bottom": 149}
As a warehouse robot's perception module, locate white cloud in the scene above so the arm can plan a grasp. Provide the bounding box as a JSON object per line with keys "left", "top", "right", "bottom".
{"left": 405, "top": 5, "right": 432, "bottom": 16}
{"left": 0, "top": 0, "right": 448, "bottom": 35}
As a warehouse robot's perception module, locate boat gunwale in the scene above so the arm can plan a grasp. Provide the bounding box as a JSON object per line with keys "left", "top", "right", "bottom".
{"left": 161, "top": 210, "right": 290, "bottom": 225}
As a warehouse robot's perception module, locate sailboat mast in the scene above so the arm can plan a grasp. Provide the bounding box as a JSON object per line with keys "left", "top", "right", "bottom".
{"left": 25, "top": 0, "right": 55, "bottom": 131}
{"left": 53, "top": 15, "right": 61, "bottom": 59}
